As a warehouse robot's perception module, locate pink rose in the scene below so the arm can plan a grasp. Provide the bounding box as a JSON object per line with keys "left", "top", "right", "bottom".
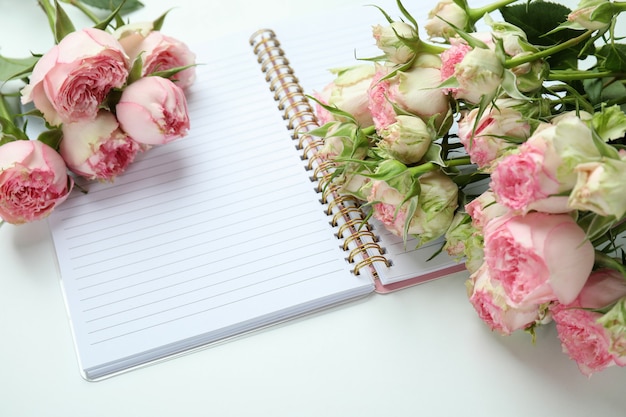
{"left": 467, "top": 263, "right": 541, "bottom": 335}
{"left": 0, "top": 140, "right": 73, "bottom": 224}
{"left": 491, "top": 116, "right": 601, "bottom": 214}
{"left": 465, "top": 189, "right": 508, "bottom": 231}
{"left": 457, "top": 99, "right": 530, "bottom": 169}
{"left": 120, "top": 30, "right": 196, "bottom": 90}
{"left": 116, "top": 76, "right": 190, "bottom": 145}
{"left": 314, "top": 64, "right": 375, "bottom": 127}
{"left": 369, "top": 170, "right": 458, "bottom": 243}
{"left": 21, "top": 28, "right": 130, "bottom": 126}
{"left": 552, "top": 303, "right": 619, "bottom": 376}
{"left": 368, "top": 60, "right": 450, "bottom": 132}
{"left": 424, "top": 0, "right": 469, "bottom": 40}
{"left": 551, "top": 269, "right": 626, "bottom": 376}
{"left": 60, "top": 110, "right": 143, "bottom": 181}
{"left": 490, "top": 138, "right": 568, "bottom": 214}
{"left": 483, "top": 212, "right": 594, "bottom": 308}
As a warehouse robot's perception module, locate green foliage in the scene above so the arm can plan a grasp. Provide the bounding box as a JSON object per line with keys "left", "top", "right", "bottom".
{"left": 500, "top": 2, "right": 587, "bottom": 69}
{"left": 76, "top": 0, "right": 144, "bottom": 15}
{"left": 0, "top": 56, "right": 39, "bottom": 83}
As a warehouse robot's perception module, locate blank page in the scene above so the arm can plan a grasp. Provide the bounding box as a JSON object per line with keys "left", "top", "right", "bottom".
{"left": 47, "top": 32, "right": 374, "bottom": 381}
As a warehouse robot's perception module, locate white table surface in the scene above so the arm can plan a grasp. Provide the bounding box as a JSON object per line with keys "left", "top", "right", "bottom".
{"left": 2, "top": 0, "right": 626, "bottom": 416}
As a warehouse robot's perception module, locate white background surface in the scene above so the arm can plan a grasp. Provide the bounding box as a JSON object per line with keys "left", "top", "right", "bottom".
{"left": 1, "top": 0, "right": 626, "bottom": 416}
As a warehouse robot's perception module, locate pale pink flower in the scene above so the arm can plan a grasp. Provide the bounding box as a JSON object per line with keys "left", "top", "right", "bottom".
{"left": 118, "top": 29, "right": 196, "bottom": 89}
{"left": 440, "top": 42, "right": 472, "bottom": 92}
{"left": 368, "top": 62, "right": 449, "bottom": 132}
{"left": 491, "top": 115, "right": 601, "bottom": 214}
{"left": 467, "top": 263, "right": 541, "bottom": 335}
{"left": 369, "top": 170, "right": 458, "bottom": 242}
{"left": 568, "top": 157, "right": 626, "bottom": 218}
{"left": 551, "top": 269, "right": 626, "bottom": 377}
{"left": 314, "top": 64, "right": 375, "bottom": 127}
{"left": 424, "top": 0, "right": 469, "bottom": 40}
{"left": 378, "top": 115, "right": 434, "bottom": 164}
{"left": 464, "top": 189, "right": 508, "bottom": 231}
{"left": 490, "top": 139, "right": 566, "bottom": 214}
{"left": 116, "top": 76, "right": 190, "bottom": 145}
{"left": 483, "top": 212, "right": 594, "bottom": 308}
{"left": 0, "top": 140, "right": 73, "bottom": 224}
{"left": 552, "top": 303, "right": 618, "bottom": 376}
{"left": 457, "top": 99, "right": 530, "bottom": 169}
{"left": 372, "top": 21, "right": 416, "bottom": 64}
{"left": 21, "top": 28, "right": 129, "bottom": 126}
{"left": 60, "top": 110, "right": 142, "bottom": 181}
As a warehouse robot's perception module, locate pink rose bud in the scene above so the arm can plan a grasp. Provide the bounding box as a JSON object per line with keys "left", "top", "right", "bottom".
{"left": 116, "top": 76, "right": 190, "bottom": 145}
{"left": 20, "top": 28, "right": 130, "bottom": 126}
{"left": 60, "top": 110, "right": 143, "bottom": 181}
{"left": 0, "top": 140, "right": 73, "bottom": 224}
{"left": 483, "top": 212, "right": 595, "bottom": 308}
{"left": 117, "top": 27, "right": 196, "bottom": 90}
{"left": 464, "top": 189, "right": 508, "bottom": 231}
{"left": 466, "top": 263, "right": 542, "bottom": 335}
{"left": 372, "top": 21, "right": 417, "bottom": 64}
{"left": 450, "top": 47, "right": 504, "bottom": 104}
{"left": 368, "top": 60, "right": 450, "bottom": 132}
{"left": 551, "top": 269, "right": 626, "bottom": 376}
{"left": 369, "top": 170, "right": 458, "bottom": 243}
{"left": 314, "top": 64, "right": 375, "bottom": 127}
{"left": 379, "top": 115, "right": 435, "bottom": 165}
{"left": 457, "top": 99, "right": 530, "bottom": 169}
{"left": 491, "top": 115, "right": 602, "bottom": 214}
{"left": 443, "top": 212, "right": 484, "bottom": 273}
{"left": 568, "top": 157, "right": 626, "bottom": 218}
{"left": 424, "top": 0, "right": 469, "bottom": 40}
{"left": 567, "top": 0, "right": 613, "bottom": 31}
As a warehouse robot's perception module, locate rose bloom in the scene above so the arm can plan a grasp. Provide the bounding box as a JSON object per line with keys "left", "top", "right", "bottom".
{"left": 483, "top": 211, "right": 594, "bottom": 308}
{"left": 443, "top": 212, "right": 484, "bottom": 273}
{"left": 378, "top": 115, "right": 434, "bottom": 165}
{"left": 449, "top": 47, "right": 504, "bottom": 104}
{"left": 457, "top": 99, "right": 530, "bottom": 169}
{"left": 368, "top": 58, "right": 450, "bottom": 132}
{"left": 115, "top": 25, "right": 196, "bottom": 90}
{"left": 61, "top": 110, "right": 143, "bottom": 181}
{"left": 464, "top": 189, "right": 508, "bottom": 231}
{"left": 21, "top": 28, "right": 129, "bottom": 126}
{"left": 369, "top": 170, "right": 458, "bottom": 243}
{"left": 116, "top": 76, "right": 190, "bottom": 145}
{"left": 491, "top": 115, "right": 601, "bottom": 214}
{"left": 466, "top": 263, "right": 541, "bottom": 335}
{"left": 372, "top": 21, "right": 417, "bottom": 64}
{"left": 568, "top": 157, "right": 626, "bottom": 218}
{"left": 551, "top": 269, "right": 626, "bottom": 376}
{"left": 424, "top": 0, "right": 469, "bottom": 40}
{"left": 314, "top": 64, "right": 375, "bottom": 127}
{"left": 0, "top": 140, "right": 73, "bottom": 224}
{"left": 568, "top": 0, "right": 612, "bottom": 31}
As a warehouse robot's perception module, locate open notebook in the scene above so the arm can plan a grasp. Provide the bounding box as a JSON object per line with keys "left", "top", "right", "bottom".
{"left": 47, "top": 1, "right": 465, "bottom": 381}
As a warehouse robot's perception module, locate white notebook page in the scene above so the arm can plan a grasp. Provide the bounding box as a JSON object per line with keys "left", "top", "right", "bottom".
{"left": 48, "top": 32, "right": 374, "bottom": 380}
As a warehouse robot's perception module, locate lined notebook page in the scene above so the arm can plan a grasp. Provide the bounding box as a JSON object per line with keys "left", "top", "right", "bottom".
{"left": 47, "top": 32, "right": 374, "bottom": 380}
{"left": 270, "top": 2, "right": 462, "bottom": 287}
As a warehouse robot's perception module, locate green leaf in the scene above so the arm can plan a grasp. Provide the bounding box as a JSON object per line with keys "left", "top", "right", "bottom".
{"left": 596, "top": 43, "right": 626, "bottom": 72}
{"left": 37, "top": 128, "right": 63, "bottom": 150}
{"left": 54, "top": 0, "right": 76, "bottom": 42}
{"left": 75, "top": 0, "right": 144, "bottom": 15}
{"left": 0, "top": 116, "right": 29, "bottom": 143}
{"left": 0, "top": 55, "right": 39, "bottom": 82}
{"left": 500, "top": 2, "right": 584, "bottom": 69}
{"left": 152, "top": 9, "right": 171, "bottom": 31}
{"left": 93, "top": 0, "right": 128, "bottom": 30}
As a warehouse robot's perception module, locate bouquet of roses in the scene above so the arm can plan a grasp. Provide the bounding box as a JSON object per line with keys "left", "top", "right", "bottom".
{"left": 310, "top": 0, "right": 626, "bottom": 376}
{"left": 0, "top": 0, "right": 195, "bottom": 225}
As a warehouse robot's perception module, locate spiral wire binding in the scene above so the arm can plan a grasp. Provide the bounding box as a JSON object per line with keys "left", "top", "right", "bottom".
{"left": 249, "top": 29, "right": 391, "bottom": 279}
